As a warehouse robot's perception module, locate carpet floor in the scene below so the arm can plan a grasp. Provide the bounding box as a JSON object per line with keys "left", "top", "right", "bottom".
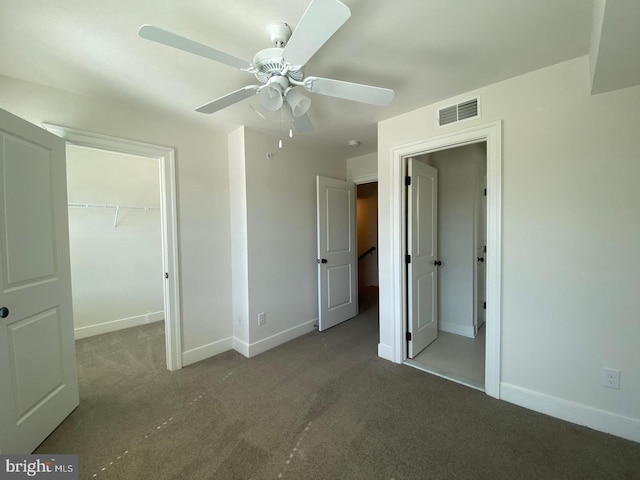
{"left": 36, "top": 298, "right": 640, "bottom": 479}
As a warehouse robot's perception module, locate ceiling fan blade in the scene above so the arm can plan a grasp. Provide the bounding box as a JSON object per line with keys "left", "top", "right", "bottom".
{"left": 195, "top": 85, "right": 261, "bottom": 114}
{"left": 139, "top": 25, "right": 252, "bottom": 71}
{"left": 303, "top": 76, "right": 395, "bottom": 105}
{"left": 249, "top": 103, "right": 269, "bottom": 120}
{"left": 292, "top": 112, "right": 313, "bottom": 133}
{"left": 282, "top": 0, "right": 351, "bottom": 67}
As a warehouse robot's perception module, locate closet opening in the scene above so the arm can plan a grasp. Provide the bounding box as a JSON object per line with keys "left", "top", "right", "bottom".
{"left": 45, "top": 124, "right": 182, "bottom": 371}
{"left": 403, "top": 143, "right": 487, "bottom": 390}
{"left": 66, "top": 145, "right": 167, "bottom": 369}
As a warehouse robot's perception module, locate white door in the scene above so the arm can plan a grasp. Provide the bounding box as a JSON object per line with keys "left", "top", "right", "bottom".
{"left": 316, "top": 176, "right": 358, "bottom": 331}
{"left": 0, "top": 109, "right": 79, "bottom": 453}
{"left": 407, "top": 158, "right": 439, "bottom": 358}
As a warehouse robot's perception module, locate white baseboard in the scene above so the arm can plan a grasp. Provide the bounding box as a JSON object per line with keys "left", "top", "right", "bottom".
{"left": 439, "top": 321, "right": 475, "bottom": 338}
{"left": 378, "top": 343, "right": 395, "bottom": 362}
{"left": 183, "top": 319, "right": 317, "bottom": 366}
{"left": 182, "top": 337, "right": 233, "bottom": 367}
{"left": 232, "top": 337, "right": 250, "bottom": 358}
{"left": 501, "top": 383, "right": 640, "bottom": 443}
{"left": 233, "top": 319, "right": 317, "bottom": 358}
{"left": 74, "top": 311, "right": 164, "bottom": 339}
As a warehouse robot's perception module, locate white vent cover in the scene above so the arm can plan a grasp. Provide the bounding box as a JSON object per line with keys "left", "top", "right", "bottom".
{"left": 438, "top": 97, "right": 479, "bottom": 126}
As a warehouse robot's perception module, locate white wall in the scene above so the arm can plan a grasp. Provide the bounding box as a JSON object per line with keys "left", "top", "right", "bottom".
{"left": 0, "top": 75, "right": 233, "bottom": 364}
{"left": 67, "top": 145, "right": 163, "bottom": 338}
{"left": 347, "top": 152, "right": 377, "bottom": 183}
{"left": 230, "top": 128, "right": 345, "bottom": 357}
{"left": 378, "top": 56, "right": 640, "bottom": 441}
{"left": 229, "top": 128, "right": 250, "bottom": 347}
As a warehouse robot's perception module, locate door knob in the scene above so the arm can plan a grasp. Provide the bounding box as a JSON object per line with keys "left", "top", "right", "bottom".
{"left": 477, "top": 257, "right": 485, "bottom": 262}
{"left": 434, "top": 260, "right": 442, "bottom": 266}
{"left": 0, "top": 307, "right": 9, "bottom": 318}
{"left": 317, "top": 258, "right": 328, "bottom": 264}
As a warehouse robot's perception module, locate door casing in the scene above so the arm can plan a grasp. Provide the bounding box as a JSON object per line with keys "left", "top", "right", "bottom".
{"left": 44, "top": 124, "right": 182, "bottom": 371}
{"left": 385, "top": 121, "right": 502, "bottom": 399}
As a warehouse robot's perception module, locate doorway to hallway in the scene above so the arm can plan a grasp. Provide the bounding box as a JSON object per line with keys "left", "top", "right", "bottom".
{"left": 357, "top": 182, "right": 378, "bottom": 309}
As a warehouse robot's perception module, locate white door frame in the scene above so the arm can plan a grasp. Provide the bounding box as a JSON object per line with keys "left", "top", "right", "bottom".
{"left": 43, "top": 124, "right": 182, "bottom": 371}
{"left": 387, "top": 121, "right": 502, "bottom": 398}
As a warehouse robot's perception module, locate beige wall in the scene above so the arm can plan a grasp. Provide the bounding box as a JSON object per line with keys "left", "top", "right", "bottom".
{"left": 378, "top": 56, "right": 640, "bottom": 441}
{"left": 0, "top": 75, "right": 233, "bottom": 361}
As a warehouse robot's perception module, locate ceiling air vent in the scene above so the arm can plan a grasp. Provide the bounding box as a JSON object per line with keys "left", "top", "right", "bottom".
{"left": 438, "top": 97, "right": 479, "bottom": 126}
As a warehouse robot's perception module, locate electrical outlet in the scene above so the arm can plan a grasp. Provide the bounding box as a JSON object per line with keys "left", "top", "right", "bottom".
{"left": 603, "top": 368, "right": 621, "bottom": 390}
{"left": 258, "top": 312, "right": 266, "bottom": 326}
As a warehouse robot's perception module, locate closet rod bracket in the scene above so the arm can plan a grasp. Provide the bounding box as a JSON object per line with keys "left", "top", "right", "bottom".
{"left": 113, "top": 205, "right": 120, "bottom": 229}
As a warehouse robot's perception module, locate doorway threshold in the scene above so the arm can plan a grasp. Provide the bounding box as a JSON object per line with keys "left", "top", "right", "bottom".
{"left": 403, "top": 359, "right": 485, "bottom": 392}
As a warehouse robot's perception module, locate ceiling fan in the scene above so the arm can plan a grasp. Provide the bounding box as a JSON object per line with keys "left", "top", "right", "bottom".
{"left": 139, "top": 0, "right": 394, "bottom": 133}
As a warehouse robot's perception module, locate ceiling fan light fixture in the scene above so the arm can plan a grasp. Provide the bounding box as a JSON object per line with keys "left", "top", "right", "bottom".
{"left": 140, "top": 0, "right": 395, "bottom": 134}
{"left": 284, "top": 87, "right": 311, "bottom": 117}
{"left": 259, "top": 75, "right": 291, "bottom": 111}
{"left": 259, "top": 83, "right": 284, "bottom": 111}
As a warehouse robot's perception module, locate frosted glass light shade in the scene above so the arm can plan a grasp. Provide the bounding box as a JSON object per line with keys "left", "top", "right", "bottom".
{"left": 259, "top": 84, "right": 283, "bottom": 111}
{"left": 285, "top": 88, "right": 311, "bottom": 117}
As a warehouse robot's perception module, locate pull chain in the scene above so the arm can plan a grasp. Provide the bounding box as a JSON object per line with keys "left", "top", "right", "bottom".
{"left": 289, "top": 108, "right": 294, "bottom": 138}
{"left": 279, "top": 107, "right": 283, "bottom": 149}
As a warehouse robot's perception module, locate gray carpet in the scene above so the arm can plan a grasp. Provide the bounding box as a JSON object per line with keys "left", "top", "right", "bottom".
{"left": 36, "top": 298, "right": 640, "bottom": 479}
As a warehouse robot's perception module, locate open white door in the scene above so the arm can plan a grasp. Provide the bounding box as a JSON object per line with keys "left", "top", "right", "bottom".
{"left": 0, "top": 109, "right": 79, "bottom": 453}
{"left": 407, "top": 158, "right": 439, "bottom": 358}
{"left": 475, "top": 175, "right": 487, "bottom": 334}
{"left": 316, "top": 176, "right": 357, "bottom": 331}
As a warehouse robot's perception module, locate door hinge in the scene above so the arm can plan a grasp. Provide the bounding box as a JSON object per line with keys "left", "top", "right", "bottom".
{"left": 483, "top": 301, "right": 486, "bottom": 310}
{"left": 164, "top": 272, "right": 169, "bottom": 279}
{"left": 406, "top": 331, "right": 412, "bottom": 341}
{"left": 405, "top": 176, "right": 411, "bottom": 186}
{"left": 406, "top": 254, "right": 411, "bottom": 264}
{"left": 484, "top": 188, "right": 487, "bottom": 196}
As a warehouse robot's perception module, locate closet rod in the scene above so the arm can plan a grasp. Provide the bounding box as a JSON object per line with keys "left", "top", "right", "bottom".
{"left": 68, "top": 202, "right": 160, "bottom": 211}
{"left": 68, "top": 202, "right": 160, "bottom": 229}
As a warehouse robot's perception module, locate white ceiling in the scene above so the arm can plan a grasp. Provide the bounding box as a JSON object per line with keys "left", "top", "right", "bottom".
{"left": 589, "top": 0, "right": 640, "bottom": 95}
{"left": 0, "top": 0, "right": 603, "bottom": 159}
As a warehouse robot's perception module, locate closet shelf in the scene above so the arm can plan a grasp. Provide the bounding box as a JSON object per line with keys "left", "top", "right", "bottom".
{"left": 68, "top": 202, "right": 160, "bottom": 229}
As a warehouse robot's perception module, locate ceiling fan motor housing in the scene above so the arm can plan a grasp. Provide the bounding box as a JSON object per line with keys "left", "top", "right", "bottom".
{"left": 252, "top": 47, "right": 303, "bottom": 84}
